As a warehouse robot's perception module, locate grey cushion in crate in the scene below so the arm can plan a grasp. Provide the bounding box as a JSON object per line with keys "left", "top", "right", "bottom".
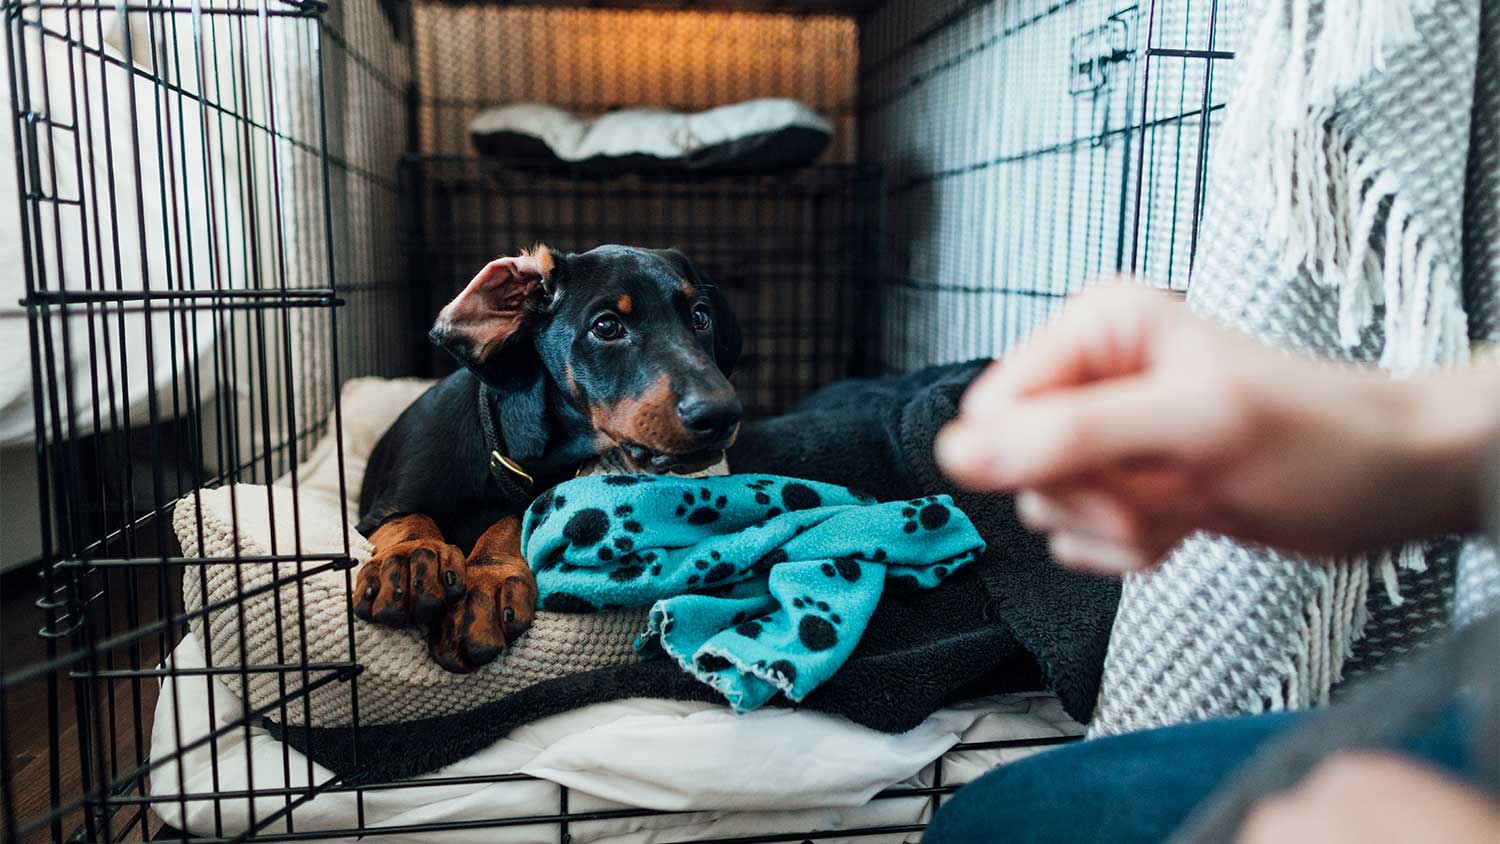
{"left": 469, "top": 99, "right": 832, "bottom": 176}
{"left": 173, "top": 377, "right": 647, "bottom": 728}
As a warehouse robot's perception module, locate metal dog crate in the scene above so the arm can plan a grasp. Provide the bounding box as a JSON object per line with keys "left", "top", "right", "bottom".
{"left": 0, "top": 1, "right": 1241, "bottom": 842}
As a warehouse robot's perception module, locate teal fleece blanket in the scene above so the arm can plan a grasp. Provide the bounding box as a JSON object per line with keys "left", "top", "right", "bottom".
{"left": 522, "top": 474, "right": 985, "bottom": 712}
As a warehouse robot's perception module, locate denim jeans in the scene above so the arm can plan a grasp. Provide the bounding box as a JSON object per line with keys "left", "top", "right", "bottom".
{"left": 924, "top": 708, "right": 1473, "bottom": 844}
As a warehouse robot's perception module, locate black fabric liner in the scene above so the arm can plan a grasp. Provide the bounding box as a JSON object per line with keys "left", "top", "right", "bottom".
{"left": 471, "top": 125, "right": 832, "bottom": 178}
{"left": 272, "top": 362, "right": 1120, "bottom": 782}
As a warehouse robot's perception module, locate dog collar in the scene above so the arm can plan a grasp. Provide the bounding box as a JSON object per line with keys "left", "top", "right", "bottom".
{"left": 477, "top": 383, "right": 538, "bottom": 507}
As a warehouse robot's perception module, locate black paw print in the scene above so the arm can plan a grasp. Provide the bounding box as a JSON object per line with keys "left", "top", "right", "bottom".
{"left": 695, "top": 652, "right": 734, "bottom": 673}
{"left": 745, "top": 478, "right": 775, "bottom": 505}
{"left": 780, "top": 482, "right": 821, "bottom": 511}
{"left": 528, "top": 489, "right": 569, "bottom": 532}
{"left": 750, "top": 547, "right": 788, "bottom": 577}
{"left": 734, "top": 613, "right": 775, "bottom": 639}
{"left": 675, "top": 488, "right": 728, "bottom": 524}
{"left": 901, "top": 496, "right": 951, "bottom": 533}
{"left": 560, "top": 503, "right": 652, "bottom": 564}
{"left": 563, "top": 507, "right": 609, "bottom": 546}
{"left": 755, "top": 658, "right": 798, "bottom": 685}
{"left": 790, "top": 594, "right": 843, "bottom": 652}
{"left": 820, "top": 556, "right": 861, "bottom": 583}
{"left": 690, "top": 550, "right": 735, "bottom": 584}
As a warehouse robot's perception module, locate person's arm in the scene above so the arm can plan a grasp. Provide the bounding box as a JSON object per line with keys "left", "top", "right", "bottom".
{"left": 935, "top": 284, "right": 1500, "bottom": 574}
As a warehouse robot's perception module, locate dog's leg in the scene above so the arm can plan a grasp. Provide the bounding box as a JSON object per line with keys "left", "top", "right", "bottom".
{"left": 428, "top": 516, "right": 537, "bottom": 673}
{"left": 354, "top": 514, "right": 468, "bottom": 627}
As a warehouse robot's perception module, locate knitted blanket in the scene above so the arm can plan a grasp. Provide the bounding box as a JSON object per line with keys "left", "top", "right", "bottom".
{"left": 1091, "top": 0, "right": 1500, "bottom": 736}
{"left": 525, "top": 474, "right": 982, "bottom": 711}
{"left": 276, "top": 362, "right": 1122, "bottom": 781}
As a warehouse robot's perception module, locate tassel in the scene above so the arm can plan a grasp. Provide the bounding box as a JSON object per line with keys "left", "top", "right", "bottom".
{"left": 1219, "top": 0, "right": 1459, "bottom": 370}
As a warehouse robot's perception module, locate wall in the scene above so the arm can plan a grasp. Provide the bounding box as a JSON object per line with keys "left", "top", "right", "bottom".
{"left": 859, "top": 0, "right": 1248, "bottom": 371}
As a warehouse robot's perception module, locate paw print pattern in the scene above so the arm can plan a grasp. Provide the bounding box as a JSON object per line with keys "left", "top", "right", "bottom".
{"left": 734, "top": 614, "right": 774, "bottom": 639}
{"left": 751, "top": 658, "right": 799, "bottom": 685}
{"left": 691, "top": 550, "right": 736, "bottom": 583}
{"left": 780, "top": 482, "right": 821, "bottom": 511}
{"left": 751, "top": 547, "right": 788, "bottom": 577}
{"left": 552, "top": 501, "right": 657, "bottom": 568}
{"left": 901, "top": 496, "right": 952, "bottom": 534}
{"left": 527, "top": 489, "right": 569, "bottom": 532}
{"left": 820, "top": 556, "right": 861, "bottom": 583}
{"left": 695, "top": 652, "right": 734, "bottom": 673}
{"left": 563, "top": 507, "right": 609, "bottom": 546}
{"left": 746, "top": 479, "right": 784, "bottom": 520}
{"left": 675, "top": 488, "right": 728, "bottom": 525}
{"left": 790, "top": 594, "right": 843, "bottom": 652}
{"left": 745, "top": 478, "right": 775, "bottom": 505}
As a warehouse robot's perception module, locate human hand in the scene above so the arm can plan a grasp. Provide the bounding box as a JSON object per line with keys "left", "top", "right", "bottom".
{"left": 935, "top": 284, "right": 1498, "bottom": 574}
{"left": 1236, "top": 752, "right": 1499, "bottom": 844}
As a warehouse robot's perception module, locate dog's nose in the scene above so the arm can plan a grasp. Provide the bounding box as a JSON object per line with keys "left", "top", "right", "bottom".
{"left": 677, "top": 394, "right": 742, "bottom": 443}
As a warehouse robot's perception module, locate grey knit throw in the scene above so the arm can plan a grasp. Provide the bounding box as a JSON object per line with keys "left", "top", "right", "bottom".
{"left": 1090, "top": 0, "right": 1500, "bottom": 736}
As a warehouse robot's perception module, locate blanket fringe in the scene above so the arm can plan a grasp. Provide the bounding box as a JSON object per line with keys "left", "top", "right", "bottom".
{"left": 1218, "top": 0, "right": 1464, "bottom": 705}
{"left": 1223, "top": 0, "right": 1467, "bottom": 375}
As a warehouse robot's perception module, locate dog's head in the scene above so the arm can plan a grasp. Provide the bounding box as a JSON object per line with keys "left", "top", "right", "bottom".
{"left": 431, "top": 244, "right": 743, "bottom": 473}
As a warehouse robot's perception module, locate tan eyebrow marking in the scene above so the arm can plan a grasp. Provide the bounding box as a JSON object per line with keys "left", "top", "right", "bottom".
{"left": 616, "top": 294, "right": 633, "bottom": 314}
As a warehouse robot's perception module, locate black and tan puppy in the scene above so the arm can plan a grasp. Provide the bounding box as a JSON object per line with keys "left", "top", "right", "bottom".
{"left": 355, "top": 244, "right": 743, "bottom": 672}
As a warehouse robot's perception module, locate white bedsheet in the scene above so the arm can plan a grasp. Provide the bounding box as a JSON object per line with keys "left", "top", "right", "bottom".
{"left": 149, "top": 634, "right": 1082, "bottom": 843}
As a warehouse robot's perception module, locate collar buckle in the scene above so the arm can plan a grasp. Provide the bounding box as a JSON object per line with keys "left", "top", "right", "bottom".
{"left": 489, "top": 450, "right": 535, "bottom": 488}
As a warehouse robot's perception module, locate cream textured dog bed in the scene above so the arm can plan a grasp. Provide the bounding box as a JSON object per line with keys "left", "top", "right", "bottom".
{"left": 174, "top": 377, "right": 648, "bottom": 728}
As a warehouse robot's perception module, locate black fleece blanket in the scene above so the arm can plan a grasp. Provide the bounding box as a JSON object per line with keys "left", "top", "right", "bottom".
{"left": 272, "top": 362, "right": 1120, "bottom": 781}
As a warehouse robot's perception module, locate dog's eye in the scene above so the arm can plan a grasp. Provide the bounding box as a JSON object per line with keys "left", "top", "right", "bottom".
{"left": 691, "top": 304, "right": 712, "bottom": 332}
{"left": 591, "top": 315, "right": 624, "bottom": 341}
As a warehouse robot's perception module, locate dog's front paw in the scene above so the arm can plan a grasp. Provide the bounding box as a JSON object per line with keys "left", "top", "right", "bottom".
{"left": 353, "top": 537, "right": 468, "bottom": 627}
{"left": 426, "top": 555, "right": 537, "bottom": 674}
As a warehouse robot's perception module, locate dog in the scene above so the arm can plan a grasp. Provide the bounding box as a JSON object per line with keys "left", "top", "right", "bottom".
{"left": 354, "top": 244, "right": 743, "bottom": 673}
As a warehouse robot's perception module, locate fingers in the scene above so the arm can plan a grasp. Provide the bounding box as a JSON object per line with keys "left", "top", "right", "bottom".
{"left": 1047, "top": 532, "right": 1163, "bottom": 575}
{"left": 959, "top": 284, "right": 1169, "bottom": 412}
{"left": 1017, "top": 488, "right": 1189, "bottom": 574}
{"left": 939, "top": 377, "right": 1188, "bottom": 490}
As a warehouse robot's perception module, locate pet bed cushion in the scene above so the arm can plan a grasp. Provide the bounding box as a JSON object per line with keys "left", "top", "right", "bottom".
{"left": 468, "top": 99, "right": 832, "bottom": 176}
{"left": 174, "top": 377, "right": 649, "bottom": 728}
{"left": 149, "top": 632, "right": 1083, "bottom": 843}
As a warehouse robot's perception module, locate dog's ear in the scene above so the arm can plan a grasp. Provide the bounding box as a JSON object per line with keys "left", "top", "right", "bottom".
{"left": 430, "top": 246, "right": 556, "bottom": 383}
{"left": 651, "top": 248, "right": 742, "bottom": 376}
